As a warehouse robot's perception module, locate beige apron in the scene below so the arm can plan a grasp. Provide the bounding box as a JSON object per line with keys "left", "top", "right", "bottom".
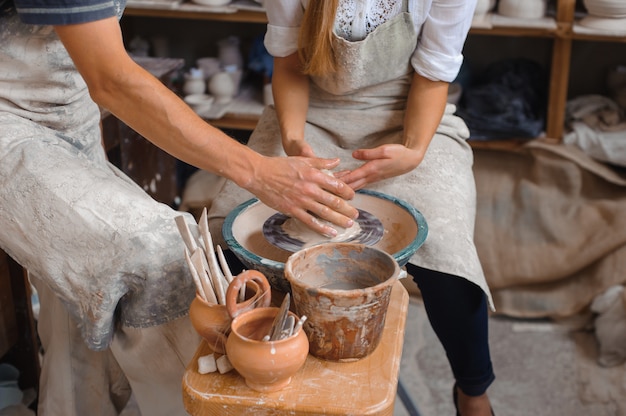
{"left": 209, "top": 4, "right": 493, "bottom": 309}
{"left": 0, "top": 11, "right": 196, "bottom": 350}
{"left": 1, "top": 10, "right": 200, "bottom": 416}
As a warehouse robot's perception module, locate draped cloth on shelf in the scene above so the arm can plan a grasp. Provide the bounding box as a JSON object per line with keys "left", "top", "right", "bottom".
{"left": 473, "top": 139, "right": 626, "bottom": 318}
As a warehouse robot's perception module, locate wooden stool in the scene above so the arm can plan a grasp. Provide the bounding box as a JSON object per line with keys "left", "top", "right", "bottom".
{"left": 182, "top": 281, "right": 409, "bottom": 416}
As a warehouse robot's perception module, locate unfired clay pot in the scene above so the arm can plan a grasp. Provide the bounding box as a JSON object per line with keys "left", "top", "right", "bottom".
{"left": 226, "top": 307, "right": 309, "bottom": 392}
{"left": 183, "top": 69, "right": 206, "bottom": 95}
{"left": 208, "top": 71, "right": 236, "bottom": 104}
{"left": 188, "top": 270, "right": 271, "bottom": 354}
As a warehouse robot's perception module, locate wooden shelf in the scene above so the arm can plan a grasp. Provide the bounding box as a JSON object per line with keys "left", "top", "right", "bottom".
{"left": 469, "top": 26, "right": 559, "bottom": 38}
{"left": 468, "top": 138, "right": 536, "bottom": 151}
{"left": 570, "top": 28, "right": 626, "bottom": 43}
{"left": 209, "top": 113, "right": 260, "bottom": 131}
{"left": 571, "top": 33, "right": 626, "bottom": 43}
{"left": 124, "top": 4, "right": 267, "bottom": 23}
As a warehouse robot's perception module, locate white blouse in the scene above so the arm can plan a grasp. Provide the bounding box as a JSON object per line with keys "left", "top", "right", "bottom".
{"left": 264, "top": 0, "right": 477, "bottom": 82}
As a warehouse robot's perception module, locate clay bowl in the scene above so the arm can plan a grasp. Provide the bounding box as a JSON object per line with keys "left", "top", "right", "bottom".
{"left": 583, "top": 0, "right": 626, "bottom": 18}
{"left": 498, "top": 0, "right": 546, "bottom": 19}
{"left": 578, "top": 15, "right": 626, "bottom": 31}
{"left": 226, "top": 307, "right": 309, "bottom": 392}
{"left": 222, "top": 189, "right": 428, "bottom": 293}
{"left": 184, "top": 93, "right": 214, "bottom": 113}
{"left": 188, "top": 270, "right": 271, "bottom": 354}
{"left": 190, "top": 0, "right": 230, "bottom": 6}
{"left": 284, "top": 243, "right": 402, "bottom": 361}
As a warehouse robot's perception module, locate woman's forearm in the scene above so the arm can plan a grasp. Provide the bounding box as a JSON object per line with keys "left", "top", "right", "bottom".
{"left": 403, "top": 72, "right": 450, "bottom": 158}
{"left": 272, "top": 54, "right": 311, "bottom": 155}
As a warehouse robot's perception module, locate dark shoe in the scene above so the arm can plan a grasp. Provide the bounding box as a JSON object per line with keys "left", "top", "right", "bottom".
{"left": 453, "top": 383, "right": 495, "bottom": 416}
{"left": 453, "top": 383, "right": 460, "bottom": 416}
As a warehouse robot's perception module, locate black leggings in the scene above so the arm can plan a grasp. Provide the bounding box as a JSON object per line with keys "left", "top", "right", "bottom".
{"left": 406, "top": 263, "right": 495, "bottom": 396}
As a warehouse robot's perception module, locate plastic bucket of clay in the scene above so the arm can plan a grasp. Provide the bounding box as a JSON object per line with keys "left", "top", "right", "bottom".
{"left": 284, "top": 243, "right": 402, "bottom": 361}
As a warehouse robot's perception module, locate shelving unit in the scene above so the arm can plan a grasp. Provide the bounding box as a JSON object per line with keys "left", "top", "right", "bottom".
{"left": 124, "top": 6, "right": 267, "bottom": 23}
{"left": 121, "top": 0, "right": 626, "bottom": 142}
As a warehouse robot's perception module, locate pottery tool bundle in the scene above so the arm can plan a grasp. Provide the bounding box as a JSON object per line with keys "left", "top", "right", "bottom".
{"left": 175, "top": 207, "right": 243, "bottom": 306}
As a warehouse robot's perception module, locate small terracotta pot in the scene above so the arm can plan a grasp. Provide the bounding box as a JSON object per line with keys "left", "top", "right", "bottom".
{"left": 189, "top": 270, "right": 271, "bottom": 354}
{"left": 189, "top": 295, "right": 231, "bottom": 354}
{"left": 226, "top": 307, "right": 309, "bottom": 392}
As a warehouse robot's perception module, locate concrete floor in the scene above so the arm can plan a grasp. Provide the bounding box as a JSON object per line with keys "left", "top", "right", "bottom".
{"left": 393, "top": 294, "right": 626, "bottom": 416}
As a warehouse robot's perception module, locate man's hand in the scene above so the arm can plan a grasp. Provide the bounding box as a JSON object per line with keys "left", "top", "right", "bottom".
{"left": 246, "top": 156, "right": 358, "bottom": 237}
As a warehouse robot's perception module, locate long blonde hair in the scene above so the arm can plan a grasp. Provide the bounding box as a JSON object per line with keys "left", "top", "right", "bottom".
{"left": 298, "top": 0, "right": 339, "bottom": 77}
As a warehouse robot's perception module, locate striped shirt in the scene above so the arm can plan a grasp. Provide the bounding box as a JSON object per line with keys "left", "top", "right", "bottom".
{"left": 14, "top": 0, "right": 124, "bottom": 25}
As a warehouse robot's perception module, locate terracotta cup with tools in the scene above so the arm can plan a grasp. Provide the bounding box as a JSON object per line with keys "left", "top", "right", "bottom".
{"left": 225, "top": 306, "right": 309, "bottom": 392}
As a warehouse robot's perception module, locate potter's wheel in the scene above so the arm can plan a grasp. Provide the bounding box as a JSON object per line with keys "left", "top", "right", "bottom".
{"left": 223, "top": 189, "right": 428, "bottom": 292}
{"left": 262, "top": 209, "right": 383, "bottom": 252}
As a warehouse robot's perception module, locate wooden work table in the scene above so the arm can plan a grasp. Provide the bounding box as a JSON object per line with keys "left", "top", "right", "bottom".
{"left": 182, "top": 281, "right": 409, "bottom": 416}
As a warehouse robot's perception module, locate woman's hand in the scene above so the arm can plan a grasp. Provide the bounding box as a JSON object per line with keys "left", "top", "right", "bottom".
{"left": 335, "top": 144, "right": 425, "bottom": 190}
{"left": 336, "top": 74, "right": 449, "bottom": 190}
{"left": 282, "top": 138, "right": 316, "bottom": 158}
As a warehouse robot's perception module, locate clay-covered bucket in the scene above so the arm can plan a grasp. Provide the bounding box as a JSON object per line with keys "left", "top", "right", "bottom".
{"left": 284, "top": 243, "right": 401, "bottom": 361}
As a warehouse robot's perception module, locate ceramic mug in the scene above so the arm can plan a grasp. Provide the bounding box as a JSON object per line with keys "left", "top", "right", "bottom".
{"left": 189, "top": 270, "right": 271, "bottom": 354}
{"left": 208, "top": 71, "right": 236, "bottom": 104}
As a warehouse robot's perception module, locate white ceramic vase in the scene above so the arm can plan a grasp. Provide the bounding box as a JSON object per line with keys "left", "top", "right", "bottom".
{"left": 217, "top": 36, "right": 243, "bottom": 69}
{"left": 208, "top": 71, "right": 236, "bottom": 104}
{"left": 183, "top": 69, "right": 206, "bottom": 95}
{"left": 196, "top": 57, "right": 221, "bottom": 80}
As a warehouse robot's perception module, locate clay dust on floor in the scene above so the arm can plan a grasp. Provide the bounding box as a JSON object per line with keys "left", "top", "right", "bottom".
{"left": 394, "top": 294, "right": 626, "bottom": 416}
